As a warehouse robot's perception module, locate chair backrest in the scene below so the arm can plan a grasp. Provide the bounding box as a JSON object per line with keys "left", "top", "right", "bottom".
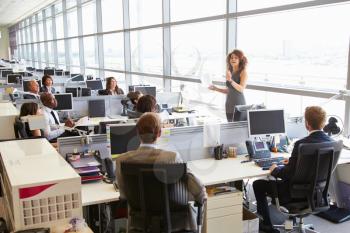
{"left": 121, "top": 162, "right": 189, "bottom": 232}
{"left": 290, "top": 140, "right": 342, "bottom": 212}
{"left": 98, "top": 120, "right": 125, "bottom": 134}
{"left": 13, "top": 116, "right": 28, "bottom": 139}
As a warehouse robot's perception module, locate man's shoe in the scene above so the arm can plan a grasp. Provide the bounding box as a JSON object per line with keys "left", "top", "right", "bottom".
{"left": 259, "top": 222, "right": 280, "bottom": 233}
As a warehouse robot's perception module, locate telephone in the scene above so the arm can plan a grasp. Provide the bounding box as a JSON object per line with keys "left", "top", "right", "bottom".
{"left": 245, "top": 139, "right": 271, "bottom": 160}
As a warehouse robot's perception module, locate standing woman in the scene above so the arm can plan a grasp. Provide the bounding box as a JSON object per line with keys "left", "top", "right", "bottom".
{"left": 40, "top": 75, "right": 56, "bottom": 94}
{"left": 209, "top": 49, "right": 248, "bottom": 122}
{"left": 99, "top": 77, "right": 124, "bottom": 95}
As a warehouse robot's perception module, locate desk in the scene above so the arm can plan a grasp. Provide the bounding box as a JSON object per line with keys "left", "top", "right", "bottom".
{"left": 0, "top": 102, "right": 18, "bottom": 139}
{"left": 81, "top": 181, "right": 120, "bottom": 206}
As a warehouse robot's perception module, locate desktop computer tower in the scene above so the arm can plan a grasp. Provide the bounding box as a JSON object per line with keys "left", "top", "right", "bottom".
{"left": 0, "top": 139, "right": 82, "bottom": 232}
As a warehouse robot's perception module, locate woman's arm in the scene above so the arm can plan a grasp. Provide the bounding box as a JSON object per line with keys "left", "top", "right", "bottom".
{"left": 228, "top": 69, "right": 248, "bottom": 93}
{"left": 209, "top": 85, "right": 228, "bottom": 94}
{"left": 32, "top": 129, "right": 42, "bottom": 137}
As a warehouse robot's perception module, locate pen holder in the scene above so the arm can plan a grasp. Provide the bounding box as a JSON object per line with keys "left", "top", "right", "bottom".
{"left": 214, "top": 144, "right": 224, "bottom": 160}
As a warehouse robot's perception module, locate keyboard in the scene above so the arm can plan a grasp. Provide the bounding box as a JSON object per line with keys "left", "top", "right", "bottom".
{"left": 254, "top": 157, "right": 285, "bottom": 168}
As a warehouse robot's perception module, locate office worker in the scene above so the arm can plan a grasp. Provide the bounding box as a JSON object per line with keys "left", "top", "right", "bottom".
{"left": 209, "top": 49, "right": 248, "bottom": 122}
{"left": 126, "top": 91, "right": 143, "bottom": 111}
{"left": 40, "top": 93, "right": 75, "bottom": 141}
{"left": 40, "top": 74, "right": 56, "bottom": 94}
{"left": 98, "top": 77, "right": 124, "bottom": 95}
{"left": 115, "top": 113, "right": 206, "bottom": 232}
{"left": 253, "top": 106, "right": 332, "bottom": 233}
{"left": 23, "top": 80, "right": 40, "bottom": 99}
{"left": 19, "top": 102, "right": 42, "bottom": 137}
{"left": 127, "top": 94, "right": 157, "bottom": 119}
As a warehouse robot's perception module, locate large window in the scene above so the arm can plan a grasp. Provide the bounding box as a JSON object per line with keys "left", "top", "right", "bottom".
{"left": 82, "top": 1, "right": 97, "bottom": 35}
{"left": 103, "top": 33, "right": 124, "bottom": 70}
{"left": 46, "top": 18, "right": 53, "bottom": 40}
{"left": 57, "top": 40, "right": 65, "bottom": 64}
{"left": 237, "top": 4, "right": 350, "bottom": 91}
{"left": 84, "top": 36, "right": 98, "bottom": 68}
{"left": 129, "top": 0, "right": 162, "bottom": 28}
{"left": 55, "top": 14, "right": 64, "bottom": 39}
{"left": 67, "top": 9, "right": 78, "bottom": 37}
{"left": 101, "top": 0, "right": 123, "bottom": 32}
{"left": 68, "top": 38, "right": 80, "bottom": 66}
{"left": 130, "top": 28, "right": 163, "bottom": 74}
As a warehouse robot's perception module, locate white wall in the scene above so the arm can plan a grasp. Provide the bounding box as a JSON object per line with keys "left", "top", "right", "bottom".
{"left": 0, "top": 27, "right": 9, "bottom": 59}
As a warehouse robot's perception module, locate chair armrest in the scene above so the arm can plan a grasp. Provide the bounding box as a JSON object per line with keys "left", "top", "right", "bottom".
{"left": 195, "top": 200, "right": 206, "bottom": 226}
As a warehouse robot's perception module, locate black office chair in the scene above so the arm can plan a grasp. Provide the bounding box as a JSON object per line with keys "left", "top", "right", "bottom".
{"left": 13, "top": 116, "right": 28, "bottom": 139}
{"left": 271, "top": 141, "right": 343, "bottom": 233}
{"left": 121, "top": 162, "right": 204, "bottom": 233}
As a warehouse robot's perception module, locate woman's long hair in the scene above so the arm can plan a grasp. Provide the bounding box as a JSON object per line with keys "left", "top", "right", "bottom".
{"left": 20, "top": 102, "right": 38, "bottom": 117}
{"left": 226, "top": 49, "right": 248, "bottom": 74}
{"left": 106, "top": 77, "right": 119, "bottom": 92}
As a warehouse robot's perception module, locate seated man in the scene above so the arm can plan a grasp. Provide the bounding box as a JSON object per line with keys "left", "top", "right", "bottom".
{"left": 40, "top": 92, "right": 76, "bottom": 142}
{"left": 115, "top": 112, "right": 206, "bottom": 232}
{"left": 23, "top": 80, "right": 40, "bottom": 99}
{"left": 253, "top": 106, "right": 332, "bottom": 233}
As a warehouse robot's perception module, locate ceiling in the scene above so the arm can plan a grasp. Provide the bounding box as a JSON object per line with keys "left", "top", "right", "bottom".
{"left": 0, "top": 0, "right": 55, "bottom": 27}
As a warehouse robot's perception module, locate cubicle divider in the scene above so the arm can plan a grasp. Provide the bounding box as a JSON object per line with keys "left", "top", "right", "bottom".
{"left": 57, "top": 134, "right": 109, "bottom": 159}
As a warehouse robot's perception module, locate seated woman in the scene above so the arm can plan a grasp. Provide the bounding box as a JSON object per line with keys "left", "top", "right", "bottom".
{"left": 128, "top": 95, "right": 157, "bottom": 118}
{"left": 40, "top": 75, "right": 56, "bottom": 94}
{"left": 126, "top": 91, "right": 143, "bottom": 111}
{"left": 98, "top": 77, "right": 124, "bottom": 95}
{"left": 19, "top": 102, "right": 42, "bottom": 137}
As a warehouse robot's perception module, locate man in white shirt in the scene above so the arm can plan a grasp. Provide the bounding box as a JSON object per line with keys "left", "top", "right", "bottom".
{"left": 40, "top": 92, "right": 75, "bottom": 141}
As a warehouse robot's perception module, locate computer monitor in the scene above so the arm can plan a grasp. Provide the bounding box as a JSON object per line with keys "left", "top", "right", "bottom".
{"left": 247, "top": 109, "right": 285, "bottom": 137}
{"left": 86, "top": 80, "right": 103, "bottom": 90}
{"left": 81, "top": 88, "right": 91, "bottom": 97}
{"left": 233, "top": 104, "right": 265, "bottom": 122}
{"left": 7, "top": 74, "right": 22, "bottom": 84}
{"left": 54, "top": 93, "right": 73, "bottom": 111}
{"left": 135, "top": 86, "right": 156, "bottom": 97}
{"left": 44, "top": 69, "right": 55, "bottom": 76}
{"left": 65, "top": 87, "right": 78, "bottom": 97}
{"left": 108, "top": 124, "right": 141, "bottom": 155}
{"left": 98, "top": 120, "right": 125, "bottom": 134}
{"left": 55, "top": 69, "right": 63, "bottom": 76}
{"left": 22, "top": 80, "right": 42, "bottom": 92}
{"left": 88, "top": 99, "right": 106, "bottom": 117}
{"left": 64, "top": 71, "right": 70, "bottom": 76}
{"left": 1, "top": 69, "right": 13, "bottom": 78}
{"left": 71, "top": 74, "right": 84, "bottom": 81}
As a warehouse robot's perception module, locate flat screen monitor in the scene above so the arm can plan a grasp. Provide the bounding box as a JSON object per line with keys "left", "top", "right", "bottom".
{"left": 108, "top": 124, "right": 140, "bottom": 155}
{"left": 1, "top": 70, "right": 13, "bottom": 78}
{"left": 7, "top": 74, "right": 22, "bottom": 84}
{"left": 88, "top": 99, "right": 106, "bottom": 117}
{"left": 54, "top": 93, "right": 73, "bottom": 111}
{"left": 71, "top": 74, "right": 84, "bottom": 81}
{"left": 44, "top": 69, "right": 55, "bottom": 76}
{"left": 98, "top": 120, "right": 125, "bottom": 134}
{"left": 65, "top": 87, "right": 78, "bottom": 97}
{"left": 134, "top": 86, "right": 156, "bottom": 97}
{"left": 233, "top": 104, "right": 265, "bottom": 122}
{"left": 247, "top": 109, "right": 285, "bottom": 137}
{"left": 81, "top": 88, "right": 91, "bottom": 97}
{"left": 64, "top": 71, "right": 70, "bottom": 76}
{"left": 86, "top": 80, "right": 103, "bottom": 90}
{"left": 55, "top": 69, "right": 63, "bottom": 76}
{"left": 23, "top": 80, "right": 42, "bottom": 92}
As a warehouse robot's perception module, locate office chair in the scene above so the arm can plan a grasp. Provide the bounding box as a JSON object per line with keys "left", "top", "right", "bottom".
{"left": 97, "top": 120, "right": 125, "bottom": 134}
{"left": 121, "top": 162, "right": 204, "bottom": 233}
{"left": 13, "top": 116, "right": 28, "bottom": 139}
{"left": 271, "top": 141, "right": 342, "bottom": 233}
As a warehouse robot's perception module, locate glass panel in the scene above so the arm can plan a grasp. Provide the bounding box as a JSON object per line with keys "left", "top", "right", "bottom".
{"left": 101, "top": 0, "right": 123, "bottom": 32}
{"left": 83, "top": 36, "right": 99, "bottom": 67}
{"left": 45, "top": 7, "right": 52, "bottom": 18}
{"left": 25, "top": 27, "right": 31, "bottom": 43}
{"left": 40, "top": 43, "right": 46, "bottom": 63}
{"left": 68, "top": 38, "right": 80, "bottom": 65}
{"left": 104, "top": 71, "right": 126, "bottom": 91}
{"left": 171, "top": 0, "right": 226, "bottom": 22}
{"left": 32, "top": 24, "right": 37, "bottom": 42}
{"left": 57, "top": 40, "right": 66, "bottom": 64}
{"left": 237, "top": 4, "right": 350, "bottom": 91}
{"left": 37, "top": 12, "right": 43, "bottom": 21}
{"left": 66, "top": 0, "right": 77, "bottom": 9}
{"left": 171, "top": 20, "right": 226, "bottom": 81}
{"left": 129, "top": 0, "right": 162, "bottom": 28}
{"left": 38, "top": 21, "right": 44, "bottom": 41}
{"left": 33, "top": 44, "right": 38, "bottom": 61}
{"left": 47, "top": 42, "right": 54, "bottom": 64}
{"left": 31, "top": 16, "right": 36, "bottom": 24}
{"left": 130, "top": 28, "right": 163, "bottom": 74}
{"left": 103, "top": 33, "right": 124, "bottom": 70}
{"left": 82, "top": 1, "right": 97, "bottom": 35}
{"left": 54, "top": 2, "right": 63, "bottom": 14}
{"left": 27, "top": 44, "right": 32, "bottom": 60}
{"left": 46, "top": 18, "right": 53, "bottom": 40}
{"left": 237, "top": 0, "right": 313, "bottom": 12}
{"left": 85, "top": 68, "right": 99, "bottom": 78}
{"left": 55, "top": 14, "right": 64, "bottom": 39}
{"left": 67, "top": 8, "right": 78, "bottom": 37}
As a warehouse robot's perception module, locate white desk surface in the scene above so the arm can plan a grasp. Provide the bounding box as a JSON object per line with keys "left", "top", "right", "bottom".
{"left": 75, "top": 116, "right": 127, "bottom": 127}
{"left": 81, "top": 181, "right": 120, "bottom": 206}
{"left": 0, "top": 102, "right": 18, "bottom": 116}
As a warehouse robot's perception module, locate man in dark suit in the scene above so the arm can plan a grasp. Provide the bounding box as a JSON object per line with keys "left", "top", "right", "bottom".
{"left": 23, "top": 80, "right": 40, "bottom": 99}
{"left": 253, "top": 106, "right": 332, "bottom": 233}
{"left": 115, "top": 112, "right": 206, "bottom": 232}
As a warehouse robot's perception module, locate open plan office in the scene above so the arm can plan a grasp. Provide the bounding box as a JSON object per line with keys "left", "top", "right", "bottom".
{"left": 1, "top": 1, "right": 350, "bottom": 233}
